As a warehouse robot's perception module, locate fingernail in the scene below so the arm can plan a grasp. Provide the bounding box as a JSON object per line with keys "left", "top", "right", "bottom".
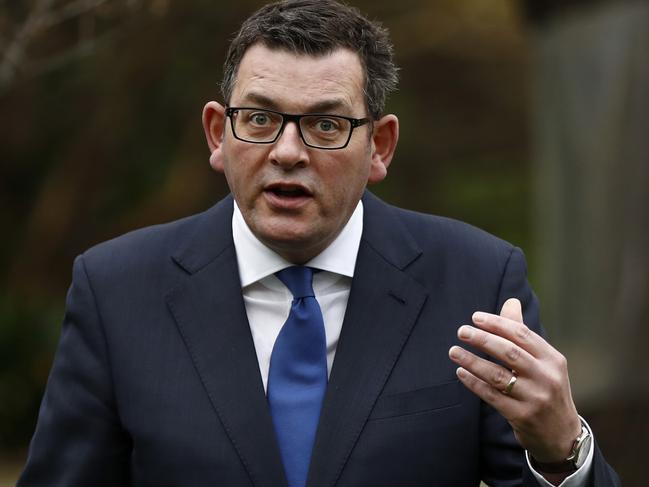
{"left": 458, "top": 326, "right": 473, "bottom": 339}
{"left": 472, "top": 312, "right": 485, "bottom": 324}
{"left": 449, "top": 346, "right": 463, "bottom": 360}
{"left": 456, "top": 367, "right": 467, "bottom": 379}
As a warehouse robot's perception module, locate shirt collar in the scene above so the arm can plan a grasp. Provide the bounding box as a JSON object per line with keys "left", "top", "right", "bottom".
{"left": 232, "top": 200, "right": 363, "bottom": 288}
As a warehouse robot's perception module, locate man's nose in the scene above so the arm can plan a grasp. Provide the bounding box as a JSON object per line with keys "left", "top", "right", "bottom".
{"left": 269, "top": 121, "right": 309, "bottom": 169}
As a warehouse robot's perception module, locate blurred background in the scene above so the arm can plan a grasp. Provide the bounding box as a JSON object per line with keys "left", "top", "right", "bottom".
{"left": 1, "top": 0, "right": 647, "bottom": 485}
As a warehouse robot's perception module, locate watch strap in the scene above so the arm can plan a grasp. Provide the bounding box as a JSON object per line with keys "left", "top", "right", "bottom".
{"left": 531, "top": 457, "right": 578, "bottom": 474}
{"left": 531, "top": 423, "right": 591, "bottom": 473}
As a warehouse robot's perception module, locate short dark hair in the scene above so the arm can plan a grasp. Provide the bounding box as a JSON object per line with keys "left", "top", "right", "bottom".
{"left": 221, "top": 0, "right": 398, "bottom": 120}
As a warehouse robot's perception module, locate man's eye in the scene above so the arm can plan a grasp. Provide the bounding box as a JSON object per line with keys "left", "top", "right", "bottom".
{"left": 315, "top": 118, "right": 339, "bottom": 132}
{"left": 250, "top": 113, "right": 269, "bottom": 125}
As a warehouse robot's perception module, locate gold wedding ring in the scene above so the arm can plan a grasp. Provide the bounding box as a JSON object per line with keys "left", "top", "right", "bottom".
{"left": 502, "top": 371, "right": 517, "bottom": 395}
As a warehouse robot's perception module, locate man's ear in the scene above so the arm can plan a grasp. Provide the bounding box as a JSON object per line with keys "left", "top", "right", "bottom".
{"left": 368, "top": 114, "right": 399, "bottom": 184}
{"left": 202, "top": 101, "right": 226, "bottom": 173}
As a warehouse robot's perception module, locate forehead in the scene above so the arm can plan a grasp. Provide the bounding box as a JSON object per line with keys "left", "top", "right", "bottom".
{"left": 231, "top": 43, "right": 365, "bottom": 113}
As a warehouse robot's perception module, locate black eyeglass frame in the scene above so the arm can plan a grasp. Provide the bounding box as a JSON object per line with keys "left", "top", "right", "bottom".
{"left": 225, "top": 106, "right": 372, "bottom": 150}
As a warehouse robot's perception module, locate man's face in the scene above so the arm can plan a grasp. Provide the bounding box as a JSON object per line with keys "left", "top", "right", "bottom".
{"left": 204, "top": 43, "right": 397, "bottom": 263}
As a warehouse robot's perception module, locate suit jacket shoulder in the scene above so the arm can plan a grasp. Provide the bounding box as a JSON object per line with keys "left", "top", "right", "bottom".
{"left": 366, "top": 192, "right": 516, "bottom": 268}
{"left": 81, "top": 196, "right": 235, "bottom": 281}
{"left": 362, "top": 191, "right": 525, "bottom": 317}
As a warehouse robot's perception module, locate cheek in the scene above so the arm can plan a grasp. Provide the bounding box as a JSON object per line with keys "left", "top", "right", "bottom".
{"left": 320, "top": 164, "right": 369, "bottom": 215}
{"left": 222, "top": 147, "right": 259, "bottom": 199}
{"left": 333, "top": 157, "right": 371, "bottom": 192}
{"left": 221, "top": 162, "right": 240, "bottom": 196}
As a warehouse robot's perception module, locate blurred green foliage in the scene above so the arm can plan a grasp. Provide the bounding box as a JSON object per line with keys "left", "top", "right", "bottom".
{"left": 0, "top": 295, "right": 60, "bottom": 448}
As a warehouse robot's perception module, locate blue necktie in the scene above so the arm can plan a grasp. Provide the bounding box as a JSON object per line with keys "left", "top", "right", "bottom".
{"left": 268, "top": 266, "right": 327, "bottom": 487}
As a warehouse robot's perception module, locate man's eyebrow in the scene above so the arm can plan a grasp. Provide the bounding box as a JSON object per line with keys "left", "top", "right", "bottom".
{"left": 239, "top": 93, "right": 280, "bottom": 110}
{"left": 238, "top": 92, "right": 350, "bottom": 114}
{"left": 305, "top": 99, "right": 348, "bottom": 114}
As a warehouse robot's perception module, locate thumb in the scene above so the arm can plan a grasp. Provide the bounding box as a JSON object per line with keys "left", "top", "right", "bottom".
{"left": 500, "top": 298, "right": 523, "bottom": 322}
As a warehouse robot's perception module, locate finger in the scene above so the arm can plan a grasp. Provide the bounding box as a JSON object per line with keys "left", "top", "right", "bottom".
{"left": 457, "top": 324, "right": 536, "bottom": 373}
{"left": 471, "top": 312, "right": 547, "bottom": 359}
{"left": 449, "top": 346, "right": 521, "bottom": 396}
{"left": 455, "top": 366, "right": 520, "bottom": 418}
{"left": 500, "top": 298, "right": 522, "bottom": 322}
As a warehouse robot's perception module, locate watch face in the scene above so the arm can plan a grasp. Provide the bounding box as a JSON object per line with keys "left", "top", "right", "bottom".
{"left": 575, "top": 434, "right": 593, "bottom": 468}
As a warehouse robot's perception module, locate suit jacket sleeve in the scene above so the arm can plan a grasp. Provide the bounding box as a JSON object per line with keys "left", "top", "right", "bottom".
{"left": 18, "top": 255, "right": 132, "bottom": 486}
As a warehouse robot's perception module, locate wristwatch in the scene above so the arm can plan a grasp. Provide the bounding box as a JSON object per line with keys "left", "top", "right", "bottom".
{"left": 532, "top": 422, "right": 592, "bottom": 473}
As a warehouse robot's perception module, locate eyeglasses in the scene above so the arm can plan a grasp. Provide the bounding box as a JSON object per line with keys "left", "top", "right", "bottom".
{"left": 225, "top": 107, "right": 372, "bottom": 150}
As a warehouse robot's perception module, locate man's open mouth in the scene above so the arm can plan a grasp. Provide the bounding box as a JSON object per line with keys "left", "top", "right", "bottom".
{"left": 265, "top": 184, "right": 312, "bottom": 198}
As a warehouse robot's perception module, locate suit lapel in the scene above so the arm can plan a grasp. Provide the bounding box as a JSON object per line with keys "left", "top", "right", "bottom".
{"left": 165, "top": 197, "right": 287, "bottom": 487}
{"left": 163, "top": 192, "right": 429, "bottom": 487}
{"left": 307, "top": 192, "right": 428, "bottom": 487}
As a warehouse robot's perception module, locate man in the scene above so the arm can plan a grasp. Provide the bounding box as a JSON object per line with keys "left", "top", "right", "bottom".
{"left": 19, "top": 1, "right": 619, "bottom": 486}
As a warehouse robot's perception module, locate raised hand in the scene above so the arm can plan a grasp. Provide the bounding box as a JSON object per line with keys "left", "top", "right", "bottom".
{"left": 449, "top": 298, "right": 582, "bottom": 464}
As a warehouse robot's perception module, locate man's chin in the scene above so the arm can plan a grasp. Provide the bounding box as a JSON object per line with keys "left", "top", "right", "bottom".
{"left": 256, "top": 229, "right": 328, "bottom": 264}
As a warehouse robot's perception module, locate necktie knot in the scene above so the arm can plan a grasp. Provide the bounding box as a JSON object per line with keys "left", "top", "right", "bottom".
{"left": 276, "top": 266, "right": 315, "bottom": 299}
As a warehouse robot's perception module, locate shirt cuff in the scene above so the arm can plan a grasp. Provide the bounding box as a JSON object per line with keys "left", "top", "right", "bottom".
{"left": 526, "top": 416, "right": 595, "bottom": 487}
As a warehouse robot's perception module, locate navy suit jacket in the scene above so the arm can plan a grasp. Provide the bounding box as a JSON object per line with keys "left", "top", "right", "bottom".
{"left": 20, "top": 192, "right": 619, "bottom": 486}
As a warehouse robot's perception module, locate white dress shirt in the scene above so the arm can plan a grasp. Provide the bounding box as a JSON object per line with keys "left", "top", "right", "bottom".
{"left": 230, "top": 200, "right": 592, "bottom": 486}
{"left": 232, "top": 201, "right": 363, "bottom": 393}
